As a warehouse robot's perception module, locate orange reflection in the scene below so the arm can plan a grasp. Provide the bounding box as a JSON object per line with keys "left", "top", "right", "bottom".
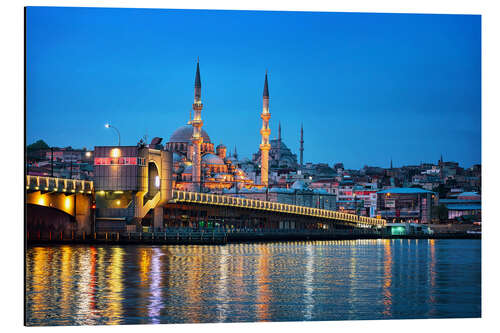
{"left": 29, "top": 247, "right": 48, "bottom": 322}
{"left": 185, "top": 246, "right": 202, "bottom": 323}
{"left": 60, "top": 246, "right": 73, "bottom": 318}
{"left": 139, "top": 247, "right": 152, "bottom": 286}
{"left": 429, "top": 239, "right": 436, "bottom": 304}
{"left": 103, "top": 247, "right": 124, "bottom": 324}
{"left": 89, "top": 247, "right": 97, "bottom": 311}
{"left": 256, "top": 244, "right": 271, "bottom": 321}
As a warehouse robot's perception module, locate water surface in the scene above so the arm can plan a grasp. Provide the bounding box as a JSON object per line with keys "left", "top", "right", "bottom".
{"left": 25, "top": 239, "right": 481, "bottom": 326}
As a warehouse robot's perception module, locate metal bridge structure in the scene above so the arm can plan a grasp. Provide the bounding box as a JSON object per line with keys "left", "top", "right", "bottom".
{"left": 26, "top": 144, "right": 387, "bottom": 237}
{"left": 171, "top": 190, "right": 385, "bottom": 228}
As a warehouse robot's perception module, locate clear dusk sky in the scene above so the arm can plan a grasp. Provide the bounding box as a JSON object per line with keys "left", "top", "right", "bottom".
{"left": 26, "top": 7, "right": 481, "bottom": 169}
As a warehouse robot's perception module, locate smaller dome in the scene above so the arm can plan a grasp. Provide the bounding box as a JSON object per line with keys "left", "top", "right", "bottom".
{"left": 216, "top": 144, "right": 227, "bottom": 149}
{"left": 202, "top": 153, "right": 225, "bottom": 165}
{"left": 291, "top": 179, "right": 309, "bottom": 190}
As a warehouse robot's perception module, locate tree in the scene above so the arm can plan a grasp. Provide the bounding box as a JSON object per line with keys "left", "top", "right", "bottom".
{"left": 432, "top": 204, "right": 449, "bottom": 223}
{"left": 27, "top": 140, "right": 49, "bottom": 151}
{"left": 27, "top": 140, "right": 49, "bottom": 161}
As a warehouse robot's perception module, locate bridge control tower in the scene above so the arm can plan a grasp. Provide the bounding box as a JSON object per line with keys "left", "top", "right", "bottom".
{"left": 93, "top": 144, "right": 173, "bottom": 232}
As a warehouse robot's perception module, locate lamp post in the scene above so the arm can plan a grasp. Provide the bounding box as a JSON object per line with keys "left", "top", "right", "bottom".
{"left": 105, "top": 123, "right": 121, "bottom": 146}
{"left": 353, "top": 192, "right": 358, "bottom": 216}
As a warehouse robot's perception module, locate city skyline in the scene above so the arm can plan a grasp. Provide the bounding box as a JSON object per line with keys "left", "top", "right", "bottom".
{"left": 26, "top": 7, "right": 481, "bottom": 169}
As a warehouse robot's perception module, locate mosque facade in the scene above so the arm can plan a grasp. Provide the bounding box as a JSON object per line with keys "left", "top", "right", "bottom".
{"left": 165, "top": 61, "right": 255, "bottom": 192}
{"left": 158, "top": 61, "right": 308, "bottom": 194}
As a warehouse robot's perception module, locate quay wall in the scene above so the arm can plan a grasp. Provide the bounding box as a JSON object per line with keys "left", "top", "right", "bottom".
{"left": 26, "top": 229, "right": 480, "bottom": 246}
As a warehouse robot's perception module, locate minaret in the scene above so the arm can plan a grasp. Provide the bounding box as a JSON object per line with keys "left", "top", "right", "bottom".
{"left": 277, "top": 121, "right": 282, "bottom": 161}
{"left": 390, "top": 158, "right": 393, "bottom": 169}
{"left": 234, "top": 145, "right": 238, "bottom": 159}
{"left": 191, "top": 58, "right": 204, "bottom": 191}
{"left": 299, "top": 123, "right": 304, "bottom": 167}
{"left": 260, "top": 71, "right": 271, "bottom": 187}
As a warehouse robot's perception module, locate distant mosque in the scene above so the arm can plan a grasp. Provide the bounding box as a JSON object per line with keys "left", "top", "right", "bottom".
{"left": 162, "top": 60, "right": 305, "bottom": 192}
{"left": 252, "top": 121, "right": 301, "bottom": 173}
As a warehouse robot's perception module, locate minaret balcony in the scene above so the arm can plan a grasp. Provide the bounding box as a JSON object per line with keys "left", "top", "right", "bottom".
{"left": 260, "top": 128, "right": 271, "bottom": 136}
{"left": 261, "top": 113, "right": 271, "bottom": 121}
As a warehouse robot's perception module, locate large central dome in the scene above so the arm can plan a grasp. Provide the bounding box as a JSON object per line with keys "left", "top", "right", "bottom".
{"left": 168, "top": 125, "right": 211, "bottom": 143}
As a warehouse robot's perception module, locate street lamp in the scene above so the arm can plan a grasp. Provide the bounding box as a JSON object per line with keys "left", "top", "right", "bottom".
{"left": 353, "top": 193, "right": 358, "bottom": 216}
{"left": 105, "top": 123, "right": 121, "bottom": 146}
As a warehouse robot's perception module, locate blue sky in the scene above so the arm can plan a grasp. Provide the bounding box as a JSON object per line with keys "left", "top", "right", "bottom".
{"left": 26, "top": 7, "right": 481, "bottom": 169}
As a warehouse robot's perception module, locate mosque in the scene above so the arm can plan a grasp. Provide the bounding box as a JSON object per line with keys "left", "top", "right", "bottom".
{"left": 162, "top": 61, "right": 305, "bottom": 193}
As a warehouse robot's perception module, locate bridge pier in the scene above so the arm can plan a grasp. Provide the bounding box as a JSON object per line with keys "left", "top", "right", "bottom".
{"left": 153, "top": 207, "right": 164, "bottom": 231}
{"left": 75, "top": 193, "right": 92, "bottom": 234}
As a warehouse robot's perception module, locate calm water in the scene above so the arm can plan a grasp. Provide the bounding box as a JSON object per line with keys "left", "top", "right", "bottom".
{"left": 25, "top": 239, "right": 481, "bottom": 326}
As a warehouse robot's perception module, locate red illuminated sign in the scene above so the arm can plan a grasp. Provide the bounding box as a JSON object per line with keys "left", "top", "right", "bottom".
{"left": 94, "top": 157, "right": 145, "bottom": 166}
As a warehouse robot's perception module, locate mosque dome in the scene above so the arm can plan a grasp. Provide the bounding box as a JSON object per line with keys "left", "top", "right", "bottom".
{"left": 202, "top": 153, "right": 225, "bottom": 165}
{"left": 169, "top": 125, "right": 211, "bottom": 143}
{"left": 291, "top": 179, "right": 310, "bottom": 190}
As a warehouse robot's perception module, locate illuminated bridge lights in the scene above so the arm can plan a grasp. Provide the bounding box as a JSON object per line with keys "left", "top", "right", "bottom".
{"left": 26, "top": 175, "right": 94, "bottom": 196}
{"left": 171, "top": 190, "right": 386, "bottom": 227}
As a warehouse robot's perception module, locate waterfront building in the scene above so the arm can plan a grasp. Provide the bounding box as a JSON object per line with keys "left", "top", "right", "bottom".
{"left": 440, "top": 191, "right": 481, "bottom": 221}
{"left": 376, "top": 187, "right": 436, "bottom": 224}
{"left": 43, "top": 147, "right": 93, "bottom": 163}
{"left": 384, "top": 222, "right": 434, "bottom": 236}
{"left": 223, "top": 179, "right": 336, "bottom": 211}
{"left": 27, "top": 146, "right": 94, "bottom": 180}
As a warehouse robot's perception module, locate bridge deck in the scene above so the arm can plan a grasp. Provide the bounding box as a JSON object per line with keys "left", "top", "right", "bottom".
{"left": 26, "top": 175, "right": 93, "bottom": 194}
{"left": 25, "top": 176, "right": 386, "bottom": 228}
{"left": 171, "top": 190, "right": 386, "bottom": 227}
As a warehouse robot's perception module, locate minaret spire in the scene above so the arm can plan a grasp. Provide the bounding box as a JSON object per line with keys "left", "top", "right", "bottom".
{"left": 260, "top": 71, "right": 271, "bottom": 187}
{"left": 234, "top": 145, "right": 238, "bottom": 159}
{"left": 300, "top": 123, "right": 304, "bottom": 167}
{"left": 194, "top": 57, "right": 201, "bottom": 101}
{"left": 277, "top": 121, "right": 282, "bottom": 161}
{"left": 390, "top": 158, "right": 393, "bottom": 169}
{"left": 191, "top": 58, "right": 204, "bottom": 191}
{"left": 263, "top": 69, "right": 269, "bottom": 98}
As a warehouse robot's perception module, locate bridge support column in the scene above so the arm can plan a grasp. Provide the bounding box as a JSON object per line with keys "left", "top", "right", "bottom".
{"left": 154, "top": 207, "right": 164, "bottom": 232}
{"left": 75, "top": 193, "right": 92, "bottom": 234}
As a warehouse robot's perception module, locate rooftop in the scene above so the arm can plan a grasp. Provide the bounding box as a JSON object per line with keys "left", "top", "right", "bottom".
{"left": 377, "top": 187, "right": 435, "bottom": 195}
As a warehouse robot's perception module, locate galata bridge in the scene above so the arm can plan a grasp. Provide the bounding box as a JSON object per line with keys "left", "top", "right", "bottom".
{"left": 26, "top": 145, "right": 386, "bottom": 244}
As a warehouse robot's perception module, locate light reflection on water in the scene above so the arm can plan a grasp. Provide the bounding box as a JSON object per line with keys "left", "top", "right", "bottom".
{"left": 25, "top": 239, "right": 481, "bottom": 326}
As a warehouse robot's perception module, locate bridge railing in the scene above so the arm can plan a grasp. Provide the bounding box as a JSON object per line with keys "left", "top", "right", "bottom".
{"left": 26, "top": 175, "right": 93, "bottom": 194}
{"left": 172, "top": 190, "right": 386, "bottom": 227}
